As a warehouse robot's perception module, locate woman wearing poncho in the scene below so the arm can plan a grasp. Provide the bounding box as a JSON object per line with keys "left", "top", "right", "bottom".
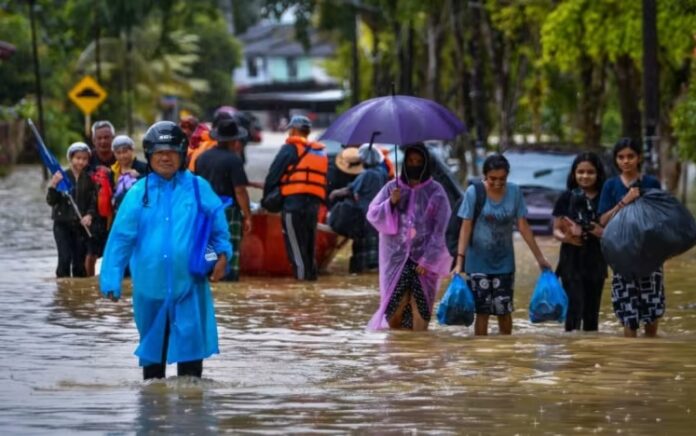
{"left": 366, "top": 143, "right": 452, "bottom": 331}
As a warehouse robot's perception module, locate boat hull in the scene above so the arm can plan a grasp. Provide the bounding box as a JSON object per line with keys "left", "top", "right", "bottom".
{"left": 239, "top": 208, "right": 344, "bottom": 276}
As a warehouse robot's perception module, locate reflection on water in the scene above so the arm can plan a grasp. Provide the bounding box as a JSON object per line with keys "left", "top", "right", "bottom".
{"left": 2, "top": 165, "right": 696, "bottom": 433}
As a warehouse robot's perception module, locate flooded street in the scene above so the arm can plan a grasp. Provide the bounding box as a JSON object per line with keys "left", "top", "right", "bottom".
{"left": 1, "top": 165, "right": 696, "bottom": 434}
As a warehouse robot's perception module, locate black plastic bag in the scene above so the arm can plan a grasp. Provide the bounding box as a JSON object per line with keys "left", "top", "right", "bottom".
{"left": 601, "top": 189, "right": 696, "bottom": 279}
{"left": 260, "top": 187, "right": 283, "bottom": 213}
{"left": 328, "top": 199, "right": 364, "bottom": 239}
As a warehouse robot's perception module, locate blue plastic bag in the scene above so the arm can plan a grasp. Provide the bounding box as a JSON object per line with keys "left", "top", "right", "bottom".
{"left": 437, "top": 274, "right": 476, "bottom": 326}
{"left": 189, "top": 178, "right": 233, "bottom": 279}
{"left": 529, "top": 270, "right": 568, "bottom": 323}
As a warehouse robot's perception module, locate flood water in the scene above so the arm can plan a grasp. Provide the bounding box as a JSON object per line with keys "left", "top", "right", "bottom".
{"left": 1, "top": 165, "right": 696, "bottom": 434}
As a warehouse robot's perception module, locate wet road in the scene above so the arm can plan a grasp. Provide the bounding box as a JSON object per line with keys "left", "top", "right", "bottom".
{"left": 1, "top": 165, "right": 696, "bottom": 434}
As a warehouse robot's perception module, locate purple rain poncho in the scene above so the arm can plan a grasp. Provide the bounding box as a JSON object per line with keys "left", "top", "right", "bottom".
{"left": 366, "top": 178, "right": 452, "bottom": 330}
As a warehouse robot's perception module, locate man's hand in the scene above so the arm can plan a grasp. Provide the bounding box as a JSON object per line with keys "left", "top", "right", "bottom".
{"left": 415, "top": 264, "right": 427, "bottom": 275}
{"left": 210, "top": 254, "right": 228, "bottom": 282}
{"left": 243, "top": 216, "right": 252, "bottom": 234}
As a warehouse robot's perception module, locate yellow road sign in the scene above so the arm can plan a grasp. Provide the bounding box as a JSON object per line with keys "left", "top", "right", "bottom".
{"left": 68, "top": 75, "right": 107, "bottom": 115}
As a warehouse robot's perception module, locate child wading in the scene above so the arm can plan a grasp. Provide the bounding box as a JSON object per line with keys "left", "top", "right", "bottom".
{"left": 453, "top": 154, "right": 551, "bottom": 335}
{"left": 46, "top": 142, "right": 96, "bottom": 277}
{"left": 598, "top": 138, "right": 664, "bottom": 337}
{"left": 552, "top": 152, "right": 607, "bottom": 332}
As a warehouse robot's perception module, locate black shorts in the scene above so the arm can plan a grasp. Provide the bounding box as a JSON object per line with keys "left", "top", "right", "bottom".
{"left": 468, "top": 273, "right": 515, "bottom": 316}
{"left": 611, "top": 269, "right": 665, "bottom": 330}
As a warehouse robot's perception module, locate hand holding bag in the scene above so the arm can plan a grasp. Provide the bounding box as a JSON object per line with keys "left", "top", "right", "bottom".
{"left": 436, "top": 274, "right": 475, "bottom": 326}
{"left": 529, "top": 270, "right": 568, "bottom": 323}
{"left": 189, "top": 177, "right": 233, "bottom": 279}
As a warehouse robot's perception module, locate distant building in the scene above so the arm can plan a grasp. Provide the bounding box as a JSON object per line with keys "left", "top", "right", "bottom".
{"left": 233, "top": 23, "right": 345, "bottom": 130}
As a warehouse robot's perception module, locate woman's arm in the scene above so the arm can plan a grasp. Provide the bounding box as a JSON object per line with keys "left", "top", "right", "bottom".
{"left": 518, "top": 217, "right": 552, "bottom": 270}
{"left": 452, "top": 219, "right": 473, "bottom": 274}
{"left": 366, "top": 182, "right": 399, "bottom": 235}
{"left": 599, "top": 187, "right": 640, "bottom": 226}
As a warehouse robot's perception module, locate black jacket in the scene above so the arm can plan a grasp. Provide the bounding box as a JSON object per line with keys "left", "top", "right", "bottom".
{"left": 46, "top": 170, "right": 97, "bottom": 224}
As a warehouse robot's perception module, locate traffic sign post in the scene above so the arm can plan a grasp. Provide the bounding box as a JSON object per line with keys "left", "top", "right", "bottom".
{"left": 68, "top": 75, "right": 108, "bottom": 137}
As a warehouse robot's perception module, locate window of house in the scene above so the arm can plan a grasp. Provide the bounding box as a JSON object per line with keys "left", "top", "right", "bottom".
{"left": 247, "top": 57, "right": 258, "bottom": 77}
{"left": 287, "top": 57, "right": 297, "bottom": 79}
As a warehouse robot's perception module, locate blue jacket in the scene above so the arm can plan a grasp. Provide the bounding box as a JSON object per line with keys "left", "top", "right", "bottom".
{"left": 100, "top": 170, "right": 232, "bottom": 366}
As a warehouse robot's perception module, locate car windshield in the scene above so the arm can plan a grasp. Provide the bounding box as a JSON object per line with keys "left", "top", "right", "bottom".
{"left": 504, "top": 151, "right": 575, "bottom": 191}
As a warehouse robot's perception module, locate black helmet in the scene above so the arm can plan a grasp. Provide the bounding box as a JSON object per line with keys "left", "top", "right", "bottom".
{"left": 142, "top": 121, "right": 188, "bottom": 166}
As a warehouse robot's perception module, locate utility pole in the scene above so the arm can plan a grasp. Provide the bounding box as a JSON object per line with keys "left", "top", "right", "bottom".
{"left": 642, "top": 0, "right": 659, "bottom": 176}
{"left": 28, "top": 0, "right": 46, "bottom": 175}
{"left": 94, "top": 8, "right": 101, "bottom": 83}
{"left": 350, "top": 2, "right": 360, "bottom": 106}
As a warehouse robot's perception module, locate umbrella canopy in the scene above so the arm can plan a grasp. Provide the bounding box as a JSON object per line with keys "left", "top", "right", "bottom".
{"left": 28, "top": 119, "right": 72, "bottom": 193}
{"left": 320, "top": 95, "right": 465, "bottom": 145}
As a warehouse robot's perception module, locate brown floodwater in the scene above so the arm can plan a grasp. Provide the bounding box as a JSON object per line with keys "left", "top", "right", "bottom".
{"left": 1, "top": 165, "right": 696, "bottom": 434}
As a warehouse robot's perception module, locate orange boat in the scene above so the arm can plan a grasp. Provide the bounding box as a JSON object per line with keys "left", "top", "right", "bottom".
{"left": 239, "top": 205, "right": 347, "bottom": 276}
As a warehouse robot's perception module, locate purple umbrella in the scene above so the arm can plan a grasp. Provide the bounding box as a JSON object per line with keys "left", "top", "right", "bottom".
{"left": 320, "top": 95, "right": 465, "bottom": 146}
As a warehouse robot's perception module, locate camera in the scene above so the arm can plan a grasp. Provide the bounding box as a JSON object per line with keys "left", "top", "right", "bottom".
{"left": 569, "top": 188, "right": 597, "bottom": 239}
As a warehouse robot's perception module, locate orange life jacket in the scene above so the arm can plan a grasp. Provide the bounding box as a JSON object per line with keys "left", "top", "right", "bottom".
{"left": 188, "top": 135, "right": 215, "bottom": 172}
{"left": 91, "top": 166, "right": 114, "bottom": 226}
{"left": 381, "top": 149, "right": 396, "bottom": 179}
{"left": 280, "top": 136, "right": 328, "bottom": 200}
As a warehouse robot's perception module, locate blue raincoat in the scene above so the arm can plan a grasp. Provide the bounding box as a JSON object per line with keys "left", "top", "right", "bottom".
{"left": 100, "top": 170, "right": 232, "bottom": 366}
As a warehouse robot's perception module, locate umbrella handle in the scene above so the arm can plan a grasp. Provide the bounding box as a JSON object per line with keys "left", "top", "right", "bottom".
{"left": 65, "top": 193, "right": 93, "bottom": 238}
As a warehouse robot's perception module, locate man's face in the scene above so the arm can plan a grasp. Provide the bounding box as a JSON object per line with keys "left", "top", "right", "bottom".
{"left": 114, "top": 147, "right": 134, "bottom": 167}
{"left": 150, "top": 149, "right": 180, "bottom": 179}
{"left": 94, "top": 126, "right": 115, "bottom": 155}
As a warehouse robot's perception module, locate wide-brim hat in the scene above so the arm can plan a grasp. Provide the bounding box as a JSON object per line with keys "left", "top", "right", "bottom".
{"left": 211, "top": 118, "right": 248, "bottom": 142}
{"left": 335, "top": 147, "right": 364, "bottom": 175}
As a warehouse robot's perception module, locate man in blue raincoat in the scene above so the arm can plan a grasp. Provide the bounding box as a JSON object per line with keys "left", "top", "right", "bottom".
{"left": 100, "top": 121, "right": 231, "bottom": 380}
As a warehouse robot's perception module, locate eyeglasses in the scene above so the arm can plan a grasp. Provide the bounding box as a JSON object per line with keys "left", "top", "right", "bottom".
{"left": 485, "top": 175, "right": 507, "bottom": 183}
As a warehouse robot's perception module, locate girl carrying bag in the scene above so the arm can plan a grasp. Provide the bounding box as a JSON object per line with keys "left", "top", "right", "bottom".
{"left": 189, "top": 177, "right": 233, "bottom": 279}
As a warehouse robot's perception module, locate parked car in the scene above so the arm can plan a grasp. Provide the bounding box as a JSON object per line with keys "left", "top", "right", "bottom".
{"left": 503, "top": 148, "right": 577, "bottom": 235}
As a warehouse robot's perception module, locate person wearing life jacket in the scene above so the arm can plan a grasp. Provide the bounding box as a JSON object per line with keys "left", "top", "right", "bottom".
{"left": 380, "top": 148, "right": 396, "bottom": 179}
{"left": 186, "top": 122, "right": 212, "bottom": 166}
{"left": 188, "top": 109, "right": 233, "bottom": 172}
{"left": 263, "top": 115, "right": 328, "bottom": 281}
{"left": 179, "top": 115, "right": 199, "bottom": 142}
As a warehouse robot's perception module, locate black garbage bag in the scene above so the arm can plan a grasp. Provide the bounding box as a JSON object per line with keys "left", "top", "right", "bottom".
{"left": 328, "top": 199, "right": 365, "bottom": 239}
{"left": 601, "top": 189, "right": 696, "bottom": 279}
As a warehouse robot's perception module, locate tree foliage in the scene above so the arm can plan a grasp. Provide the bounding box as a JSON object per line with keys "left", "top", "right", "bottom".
{"left": 0, "top": 0, "right": 240, "bottom": 157}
